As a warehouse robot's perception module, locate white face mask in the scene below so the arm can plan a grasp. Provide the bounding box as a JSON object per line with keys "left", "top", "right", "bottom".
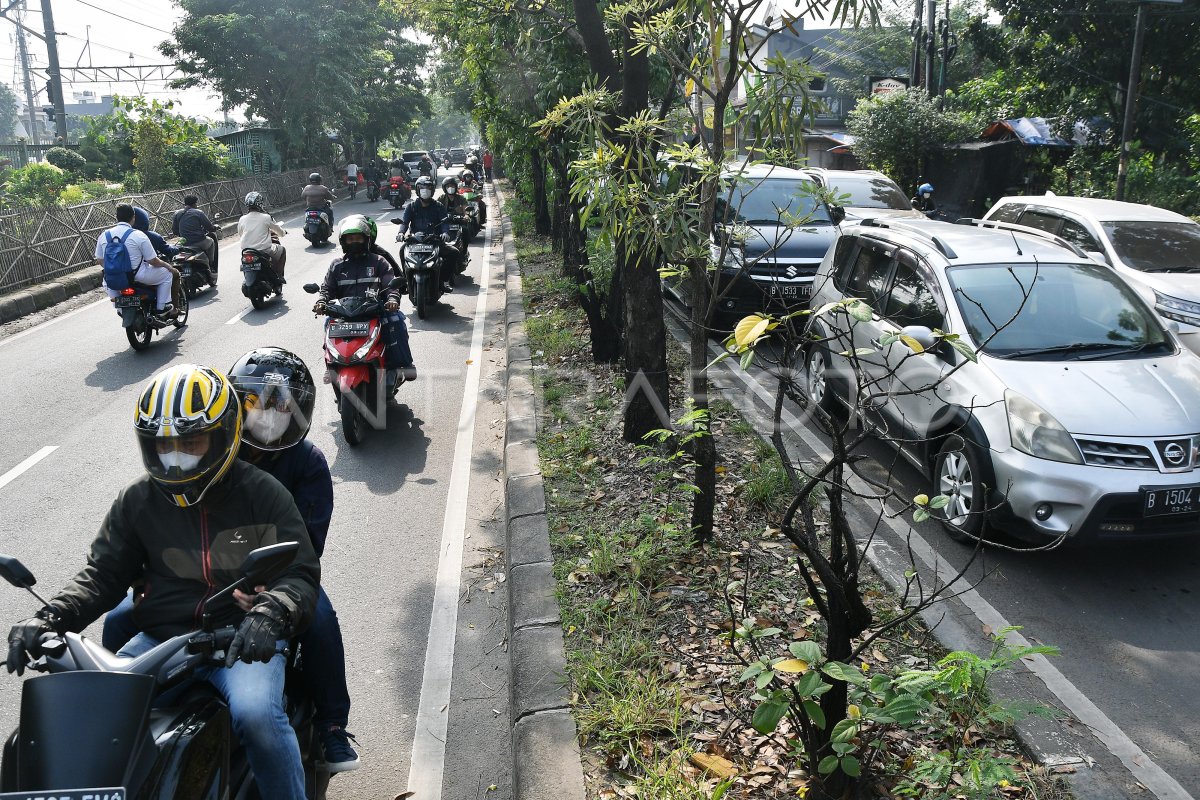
{"left": 419, "top": 188, "right": 433, "bottom": 200}
{"left": 159, "top": 450, "right": 203, "bottom": 472}
{"left": 246, "top": 408, "right": 292, "bottom": 444}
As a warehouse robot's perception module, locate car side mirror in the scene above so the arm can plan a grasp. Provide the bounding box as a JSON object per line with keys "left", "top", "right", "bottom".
{"left": 302, "top": 283, "right": 320, "bottom": 294}
{"left": 829, "top": 205, "right": 846, "bottom": 225}
{"left": 1165, "top": 319, "right": 1181, "bottom": 335}
{"left": 898, "top": 325, "right": 938, "bottom": 353}
{"left": 0, "top": 555, "right": 36, "bottom": 589}
{"left": 1085, "top": 250, "right": 1109, "bottom": 266}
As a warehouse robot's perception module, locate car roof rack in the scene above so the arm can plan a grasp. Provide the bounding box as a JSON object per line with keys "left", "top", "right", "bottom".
{"left": 953, "top": 218, "right": 1088, "bottom": 259}
{"left": 857, "top": 218, "right": 958, "bottom": 260}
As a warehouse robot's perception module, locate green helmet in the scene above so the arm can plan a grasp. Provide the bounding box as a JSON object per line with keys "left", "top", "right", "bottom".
{"left": 362, "top": 215, "right": 379, "bottom": 244}
{"left": 337, "top": 214, "right": 371, "bottom": 256}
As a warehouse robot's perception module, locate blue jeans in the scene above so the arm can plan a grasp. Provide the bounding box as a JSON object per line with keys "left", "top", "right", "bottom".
{"left": 104, "top": 590, "right": 352, "bottom": 729}
{"left": 382, "top": 311, "right": 414, "bottom": 369}
{"left": 118, "top": 631, "right": 305, "bottom": 800}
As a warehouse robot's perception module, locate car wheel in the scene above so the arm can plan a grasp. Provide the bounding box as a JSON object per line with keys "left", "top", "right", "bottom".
{"left": 805, "top": 345, "right": 840, "bottom": 415}
{"left": 933, "top": 434, "right": 987, "bottom": 542}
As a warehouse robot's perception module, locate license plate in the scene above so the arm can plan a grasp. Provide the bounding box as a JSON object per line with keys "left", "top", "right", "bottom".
{"left": 768, "top": 284, "right": 811, "bottom": 299}
{"left": 114, "top": 296, "right": 141, "bottom": 308}
{"left": 1143, "top": 485, "right": 1200, "bottom": 517}
{"left": 179, "top": 267, "right": 192, "bottom": 277}
{"left": 241, "top": 263, "right": 260, "bottom": 272}
{"left": 329, "top": 322, "right": 370, "bottom": 338}
{"left": 0, "top": 789, "right": 127, "bottom": 800}
{"left": 410, "top": 246, "right": 435, "bottom": 254}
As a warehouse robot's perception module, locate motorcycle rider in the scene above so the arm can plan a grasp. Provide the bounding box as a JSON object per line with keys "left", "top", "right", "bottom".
{"left": 171, "top": 195, "right": 220, "bottom": 274}
{"left": 6, "top": 363, "right": 321, "bottom": 800}
{"left": 912, "top": 180, "right": 936, "bottom": 213}
{"left": 459, "top": 168, "right": 488, "bottom": 228}
{"left": 101, "top": 349, "right": 361, "bottom": 773}
{"left": 418, "top": 153, "right": 435, "bottom": 178}
{"left": 96, "top": 203, "right": 180, "bottom": 319}
{"left": 438, "top": 176, "right": 469, "bottom": 270}
{"left": 313, "top": 216, "right": 417, "bottom": 383}
{"left": 132, "top": 206, "right": 177, "bottom": 259}
{"left": 397, "top": 175, "right": 456, "bottom": 294}
{"left": 388, "top": 159, "right": 409, "bottom": 181}
{"left": 238, "top": 191, "right": 288, "bottom": 279}
{"left": 361, "top": 214, "right": 407, "bottom": 289}
{"left": 301, "top": 172, "right": 337, "bottom": 228}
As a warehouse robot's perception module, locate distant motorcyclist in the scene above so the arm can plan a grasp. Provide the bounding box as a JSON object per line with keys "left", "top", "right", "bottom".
{"left": 171, "top": 195, "right": 220, "bottom": 273}
{"left": 313, "top": 216, "right": 416, "bottom": 383}
{"left": 464, "top": 154, "right": 482, "bottom": 184}
{"left": 301, "top": 172, "right": 337, "bottom": 227}
{"left": 459, "top": 168, "right": 487, "bottom": 227}
{"left": 396, "top": 176, "right": 456, "bottom": 294}
{"left": 239, "top": 192, "right": 288, "bottom": 279}
{"left": 912, "top": 181, "right": 936, "bottom": 213}
{"left": 388, "top": 159, "right": 409, "bottom": 181}
{"left": 417, "top": 153, "right": 435, "bottom": 178}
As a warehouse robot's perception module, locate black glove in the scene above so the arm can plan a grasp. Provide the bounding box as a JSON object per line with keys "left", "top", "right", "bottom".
{"left": 312, "top": 300, "right": 327, "bottom": 315}
{"left": 7, "top": 611, "right": 59, "bottom": 676}
{"left": 225, "top": 596, "right": 288, "bottom": 667}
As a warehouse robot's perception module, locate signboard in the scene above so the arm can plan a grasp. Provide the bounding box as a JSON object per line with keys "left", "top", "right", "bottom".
{"left": 869, "top": 77, "right": 909, "bottom": 96}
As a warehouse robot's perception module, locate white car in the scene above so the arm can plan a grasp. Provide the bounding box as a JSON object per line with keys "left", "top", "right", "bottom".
{"left": 806, "top": 168, "right": 926, "bottom": 221}
{"left": 984, "top": 196, "right": 1200, "bottom": 355}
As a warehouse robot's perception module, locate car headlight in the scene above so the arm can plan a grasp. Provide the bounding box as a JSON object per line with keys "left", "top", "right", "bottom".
{"left": 1154, "top": 291, "right": 1200, "bottom": 326}
{"left": 1005, "top": 390, "right": 1082, "bottom": 464}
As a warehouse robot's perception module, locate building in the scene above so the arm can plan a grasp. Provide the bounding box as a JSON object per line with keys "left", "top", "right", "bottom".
{"left": 213, "top": 127, "right": 284, "bottom": 175}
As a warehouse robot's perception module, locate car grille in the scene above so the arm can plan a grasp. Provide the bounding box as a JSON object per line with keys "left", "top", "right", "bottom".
{"left": 1075, "top": 439, "right": 1157, "bottom": 470}
{"left": 748, "top": 263, "right": 820, "bottom": 281}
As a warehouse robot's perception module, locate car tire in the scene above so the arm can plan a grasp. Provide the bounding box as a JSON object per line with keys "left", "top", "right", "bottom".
{"left": 804, "top": 345, "right": 840, "bottom": 416}
{"left": 933, "top": 434, "right": 988, "bottom": 543}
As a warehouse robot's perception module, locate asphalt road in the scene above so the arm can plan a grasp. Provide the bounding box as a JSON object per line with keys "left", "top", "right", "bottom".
{"left": 0, "top": 190, "right": 512, "bottom": 799}
{"left": 667, "top": 300, "right": 1200, "bottom": 799}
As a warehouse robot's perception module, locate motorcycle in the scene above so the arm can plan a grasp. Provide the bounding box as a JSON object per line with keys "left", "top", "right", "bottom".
{"left": 394, "top": 226, "right": 448, "bottom": 320}
{"left": 365, "top": 178, "right": 380, "bottom": 202}
{"left": 385, "top": 177, "right": 410, "bottom": 209}
{"left": 241, "top": 234, "right": 285, "bottom": 310}
{"left": 344, "top": 174, "right": 358, "bottom": 200}
{"left": 303, "top": 205, "right": 333, "bottom": 247}
{"left": 303, "top": 284, "right": 405, "bottom": 446}
{"left": 458, "top": 186, "right": 483, "bottom": 241}
{"left": 112, "top": 281, "right": 189, "bottom": 352}
{"left": 445, "top": 215, "right": 469, "bottom": 276}
{"left": 0, "top": 542, "right": 334, "bottom": 800}
{"left": 172, "top": 232, "right": 219, "bottom": 299}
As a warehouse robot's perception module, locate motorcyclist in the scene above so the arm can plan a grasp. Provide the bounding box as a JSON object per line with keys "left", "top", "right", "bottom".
{"left": 912, "top": 181, "right": 936, "bottom": 213}
{"left": 397, "top": 175, "right": 456, "bottom": 294}
{"left": 238, "top": 191, "right": 288, "bottom": 279}
{"left": 131, "top": 205, "right": 185, "bottom": 307}
{"left": 301, "top": 172, "right": 337, "bottom": 228}
{"left": 459, "top": 168, "right": 488, "bottom": 228}
{"left": 171, "top": 195, "right": 220, "bottom": 274}
{"left": 438, "top": 176, "right": 469, "bottom": 270}
{"left": 96, "top": 203, "right": 180, "bottom": 319}
{"left": 7, "top": 363, "right": 321, "bottom": 800}
{"left": 388, "top": 159, "right": 409, "bottom": 181}
{"left": 418, "top": 153, "right": 435, "bottom": 178}
{"left": 361, "top": 215, "right": 407, "bottom": 289}
{"left": 313, "top": 216, "right": 417, "bottom": 383}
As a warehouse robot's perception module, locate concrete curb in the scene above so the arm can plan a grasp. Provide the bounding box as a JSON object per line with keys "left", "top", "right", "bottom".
{"left": 0, "top": 265, "right": 103, "bottom": 324}
{"left": 496, "top": 184, "right": 587, "bottom": 800}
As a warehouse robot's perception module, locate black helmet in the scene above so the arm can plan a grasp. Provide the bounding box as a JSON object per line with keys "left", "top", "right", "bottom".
{"left": 391, "top": 159, "right": 401, "bottom": 168}
{"left": 415, "top": 175, "right": 435, "bottom": 195}
{"left": 309, "top": 172, "right": 322, "bottom": 184}
{"left": 134, "top": 364, "right": 242, "bottom": 507}
{"left": 441, "top": 176, "right": 458, "bottom": 193}
{"left": 228, "top": 348, "right": 316, "bottom": 452}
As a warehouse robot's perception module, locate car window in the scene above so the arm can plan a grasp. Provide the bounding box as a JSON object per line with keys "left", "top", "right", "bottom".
{"left": 1058, "top": 219, "right": 1104, "bottom": 255}
{"left": 715, "top": 177, "right": 832, "bottom": 226}
{"left": 885, "top": 260, "right": 944, "bottom": 330}
{"left": 829, "top": 235, "right": 858, "bottom": 291}
{"left": 821, "top": 173, "right": 910, "bottom": 210}
{"left": 946, "top": 262, "right": 1169, "bottom": 358}
{"left": 987, "top": 203, "right": 1024, "bottom": 224}
{"left": 843, "top": 245, "right": 893, "bottom": 312}
{"left": 1100, "top": 221, "right": 1200, "bottom": 272}
{"left": 1016, "top": 210, "right": 1062, "bottom": 234}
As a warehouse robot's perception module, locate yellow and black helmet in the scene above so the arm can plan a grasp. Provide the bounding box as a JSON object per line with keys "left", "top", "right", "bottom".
{"left": 134, "top": 364, "right": 242, "bottom": 507}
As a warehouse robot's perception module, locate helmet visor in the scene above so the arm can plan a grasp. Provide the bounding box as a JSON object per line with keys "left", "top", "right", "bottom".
{"left": 236, "top": 379, "right": 315, "bottom": 451}
{"left": 137, "top": 424, "right": 237, "bottom": 491}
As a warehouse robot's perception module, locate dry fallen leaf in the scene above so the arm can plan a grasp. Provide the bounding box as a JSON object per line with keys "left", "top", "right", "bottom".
{"left": 688, "top": 752, "right": 738, "bottom": 779}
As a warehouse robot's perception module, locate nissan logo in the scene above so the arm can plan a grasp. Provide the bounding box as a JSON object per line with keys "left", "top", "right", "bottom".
{"left": 1163, "top": 442, "right": 1187, "bottom": 466}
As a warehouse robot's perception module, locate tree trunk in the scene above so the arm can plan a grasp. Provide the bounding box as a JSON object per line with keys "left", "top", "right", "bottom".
{"left": 530, "top": 152, "right": 552, "bottom": 236}
{"left": 689, "top": 259, "right": 716, "bottom": 544}
{"left": 621, "top": 238, "right": 670, "bottom": 441}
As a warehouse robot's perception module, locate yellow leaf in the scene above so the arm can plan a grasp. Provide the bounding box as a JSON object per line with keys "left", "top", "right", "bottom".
{"left": 774, "top": 658, "right": 809, "bottom": 673}
{"left": 466, "top": 359, "right": 474, "bottom": 364}
{"left": 899, "top": 335, "right": 925, "bottom": 353}
{"left": 847, "top": 704, "right": 862, "bottom": 719}
{"left": 688, "top": 752, "right": 738, "bottom": 779}
{"left": 489, "top": 786, "right": 498, "bottom": 792}
{"left": 914, "top": 493, "right": 929, "bottom": 506}
{"left": 684, "top": 78, "right": 696, "bottom": 96}
{"left": 715, "top": 465, "right": 727, "bottom": 474}
{"left": 733, "top": 314, "right": 770, "bottom": 349}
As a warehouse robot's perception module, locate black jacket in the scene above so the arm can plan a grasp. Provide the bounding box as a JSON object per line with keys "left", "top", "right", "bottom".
{"left": 45, "top": 460, "right": 320, "bottom": 640}
{"left": 318, "top": 251, "right": 402, "bottom": 305}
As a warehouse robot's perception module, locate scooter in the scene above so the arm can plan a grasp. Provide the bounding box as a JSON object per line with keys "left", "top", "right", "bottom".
{"left": 172, "top": 232, "right": 219, "bottom": 298}
{"left": 394, "top": 225, "right": 449, "bottom": 320}
{"left": 303, "top": 204, "right": 333, "bottom": 247}
{"left": 303, "top": 284, "right": 404, "bottom": 446}
{"left": 365, "top": 178, "right": 380, "bottom": 202}
{"left": 0, "top": 543, "right": 333, "bottom": 800}
{"left": 112, "top": 282, "right": 189, "bottom": 352}
{"left": 345, "top": 174, "right": 358, "bottom": 199}
{"left": 386, "top": 177, "right": 410, "bottom": 209}
{"left": 445, "top": 215, "right": 469, "bottom": 275}
{"left": 241, "top": 234, "right": 285, "bottom": 310}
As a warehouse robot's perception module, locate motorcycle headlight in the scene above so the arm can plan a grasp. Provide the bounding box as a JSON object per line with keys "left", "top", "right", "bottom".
{"left": 1005, "top": 390, "right": 1082, "bottom": 464}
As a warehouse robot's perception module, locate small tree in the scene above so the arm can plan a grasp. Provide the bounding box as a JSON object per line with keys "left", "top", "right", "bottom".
{"left": 4, "top": 162, "right": 68, "bottom": 205}
{"left": 846, "top": 88, "right": 980, "bottom": 194}
{"left": 44, "top": 146, "right": 86, "bottom": 176}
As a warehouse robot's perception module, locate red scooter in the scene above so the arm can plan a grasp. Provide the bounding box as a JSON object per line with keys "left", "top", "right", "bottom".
{"left": 386, "top": 176, "right": 410, "bottom": 209}
{"left": 303, "top": 284, "right": 402, "bottom": 446}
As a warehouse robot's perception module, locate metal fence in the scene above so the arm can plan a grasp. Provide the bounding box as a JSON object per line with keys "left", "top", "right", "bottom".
{"left": 0, "top": 166, "right": 329, "bottom": 296}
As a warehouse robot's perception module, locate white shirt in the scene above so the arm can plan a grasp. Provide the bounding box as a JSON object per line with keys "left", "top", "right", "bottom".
{"left": 94, "top": 222, "right": 156, "bottom": 272}
{"left": 238, "top": 211, "right": 286, "bottom": 253}
{"left": 346, "top": 162, "right": 358, "bottom": 178}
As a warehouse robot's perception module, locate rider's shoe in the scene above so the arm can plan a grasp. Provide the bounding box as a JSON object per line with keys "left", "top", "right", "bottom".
{"left": 319, "top": 727, "right": 360, "bottom": 773}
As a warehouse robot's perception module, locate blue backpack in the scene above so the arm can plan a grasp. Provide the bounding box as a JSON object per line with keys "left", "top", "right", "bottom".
{"left": 102, "top": 230, "right": 137, "bottom": 291}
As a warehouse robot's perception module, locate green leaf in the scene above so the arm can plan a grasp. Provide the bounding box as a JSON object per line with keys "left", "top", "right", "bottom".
{"left": 841, "top": 755, "right": 862, "bottom": 777}
{"left": 739, "top": 662, "right": 764, "bottom": 683}
{"left": 753, "top": 627, "right": 785, "bottom": 638}
{"left": 739, "top": 349, "right": 755, "bottom": 370}
{"left": 838, "top": 347, "right": 875, "bottom": 357}
{"left": 793, "top": 669, "right": 825, "bottom": 697}
{"left": 803, "top": 699, "right": 826, "bottom": 729}
{"left": 822, "top": 661, "right": 868, "bottom": 686}
{"left": 878, "top": 332, "right": 899, "bottom": 346}
{"left": 755, "top": 670, "right": 775, "bottom": 690}
{"left": 818, "top": 755, "right": 840, "bottom": 775}
{"left": 846, "top": 300, "right": 873, "bottom": 321}
{"left": 880, "top": 694, "right": 926, "bottom": 725}
{"left": 831, "top": 719, "right": 859, "bottom": 742}
{"left": 751, "top": 697, "right": 789, "bottom": 734}
{"left": 948, "top": 336, "right": 979, "bottom": 362}
{"left": 928, "top": 494, "right": 951, "bottom": 509}
{"left": 789, "top": 640, "right": 822, "bottom": 664}
{"left": 913, "top": 507, "right": 931, "bottom": 523}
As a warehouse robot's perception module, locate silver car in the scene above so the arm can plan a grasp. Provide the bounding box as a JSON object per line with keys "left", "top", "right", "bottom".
{"left": 806, "top": 217, "right": 1200, "bottom": 543}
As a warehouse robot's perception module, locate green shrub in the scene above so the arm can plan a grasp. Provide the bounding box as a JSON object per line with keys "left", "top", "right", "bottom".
{"left": 5, "top": 162, "right": 67, "bottom": 205}
{"left": 44, "top": 146, "right": 86, "bottom": 175}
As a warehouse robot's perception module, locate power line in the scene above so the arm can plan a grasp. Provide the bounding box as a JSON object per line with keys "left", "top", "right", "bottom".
{"left": 66, "top": 0, "right": 171, "bottom": 34}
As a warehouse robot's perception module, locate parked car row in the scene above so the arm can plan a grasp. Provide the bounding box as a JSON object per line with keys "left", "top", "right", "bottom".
{"left": 668, "top": 160, "right": 1200, "bottom": 544}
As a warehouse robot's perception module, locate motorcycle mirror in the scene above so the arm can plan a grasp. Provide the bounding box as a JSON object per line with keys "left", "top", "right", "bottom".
{"left": 391, "top": 218, "right": 403, "bottom": 225}
{"left": 0, "top": 554, "right": 36, "bottom": 589}
{"left": 239, "top": 542, "right": 299, "bottom": 586}
{"left": 303, "top": 283, "right": 320, "bottom": 294}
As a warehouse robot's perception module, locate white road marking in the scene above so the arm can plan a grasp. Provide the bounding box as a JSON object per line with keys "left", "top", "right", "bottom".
{"left": 708, "top": 334, "right": 1195, "bottom": 800}
{"left": 224, "top": 306, "right": 255, "bottom": 326}
{"left": 406, "top": 222, "right": 493, "bottom": 798}
{"left": 0, "top": 446, "right": 58, "bottom": 491}
{"left": 0, "top": 298, "right": 109, "bottom": 348}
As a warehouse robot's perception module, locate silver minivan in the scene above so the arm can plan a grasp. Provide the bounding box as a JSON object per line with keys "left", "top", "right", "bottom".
{"left": 984, "top": 196, "right": 1200, "bottom": 355}
{"left": 806, "top": 217, "right": 1200, "bottom": 543}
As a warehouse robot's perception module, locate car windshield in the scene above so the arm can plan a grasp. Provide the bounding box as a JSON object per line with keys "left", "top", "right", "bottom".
{"left": 715, "top": 177, "right": 831, "bottom": 226}
{"left": 402, "top": 152, "right": 427, "bottom": 162}
{"left": 947, "top": 262, "right": 1170, "bottom": 359}
{"left": 1100, "top": 221, "right": 1200, "bottom": 272}
{"left": 822, "top": 173, "right": 910, "bottom": 210}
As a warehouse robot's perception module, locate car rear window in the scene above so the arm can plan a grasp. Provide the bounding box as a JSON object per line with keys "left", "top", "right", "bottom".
{"left": 821, "top": 173, "right": 910, "bottom": 210}
{"left": 1101, "top": 221, "right": 1200, "bottom": 272}
{"left": 402, "top": 151, "right": 427, "bottom": 161}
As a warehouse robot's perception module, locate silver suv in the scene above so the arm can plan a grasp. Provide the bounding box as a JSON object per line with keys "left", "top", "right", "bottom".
{"left": 806, "top": 217, "right": 1200, "bottom": 543}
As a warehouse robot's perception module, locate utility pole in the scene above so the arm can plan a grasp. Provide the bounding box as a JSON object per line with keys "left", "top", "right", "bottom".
{"left": 40, "top": 0, "right": 66, "bottom": 142}
{"left": 924, "top": 0, "right": 936, "bottom": 96}
{"left": 14, "top": 3, "right": 37, "bottom": 145}
{"left": 910, "top": 0, "right": 924, "bottom": 89}
{"left": 1114, "top": 0, "right": 1180, "bottom": 201}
